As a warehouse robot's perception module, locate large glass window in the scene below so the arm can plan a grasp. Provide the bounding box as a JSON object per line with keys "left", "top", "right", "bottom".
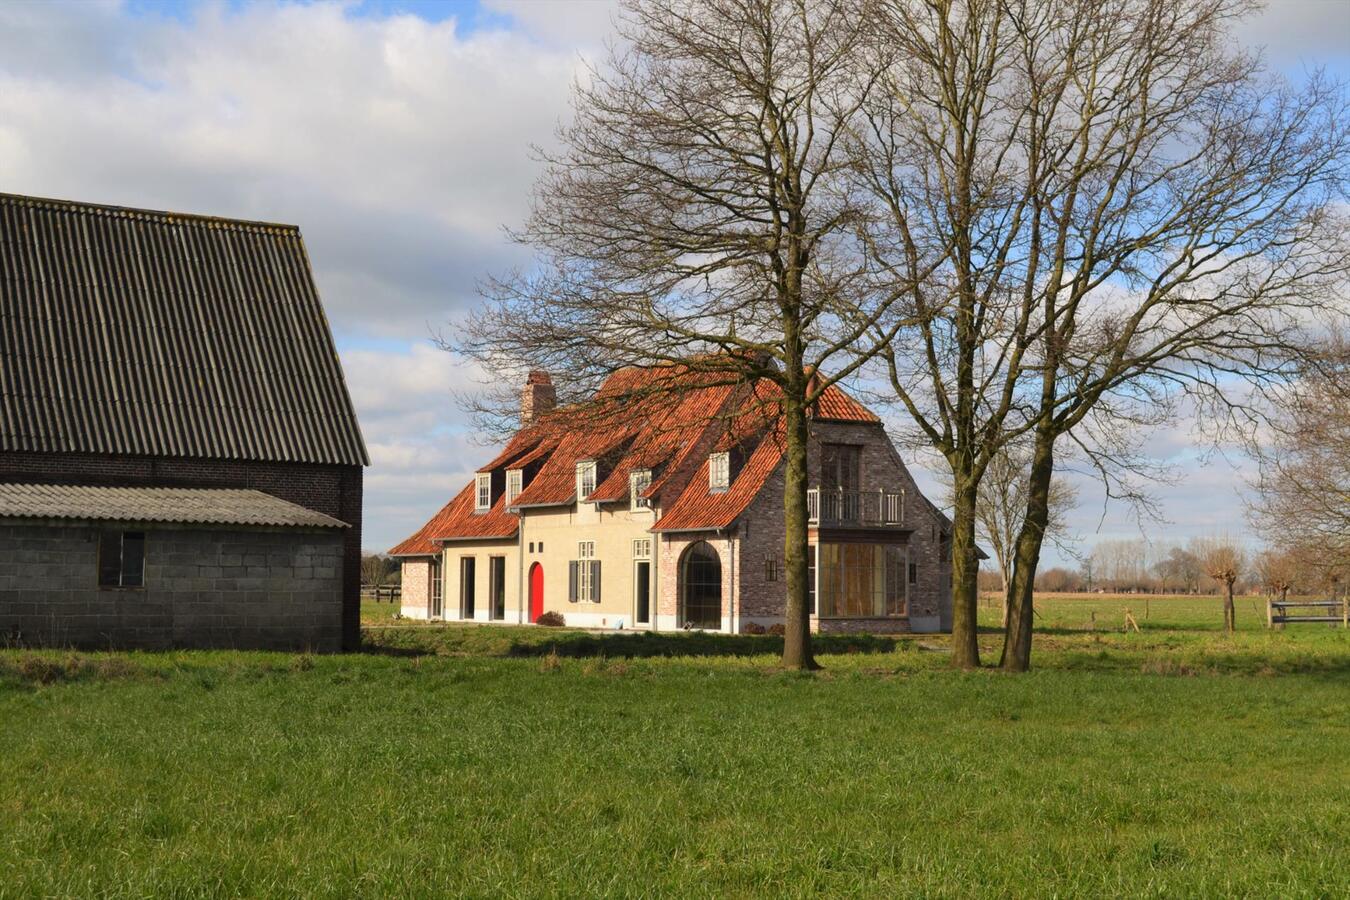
{"left": 681, "top": 541, "right": 722, "bottom": 629}
{"left": 816, "top": 543, "right": 906, "bottom": 617}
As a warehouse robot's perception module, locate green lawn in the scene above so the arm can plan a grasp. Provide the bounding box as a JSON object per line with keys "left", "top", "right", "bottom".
{"left": 1, "top": 596, "right": 1347, "bottom": 897}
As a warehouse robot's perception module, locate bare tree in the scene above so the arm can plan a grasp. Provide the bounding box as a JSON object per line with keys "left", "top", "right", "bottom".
{"left": 864, "top": 0, "right": 1350, "bottom": 670}
{"left": 361, "top": 554, "right": 394, "bottom": 590}
{"left": 939, "top": 444, "right": 1077, "bottom": 623}
{"left": 1153, "top": 545, "right": 1203, "bottom": 594}
{"left": 1250, "top": 336, "right": 1350, "bottom": 566}
{"left": 851, "top": 0, "right": 1349, "bottom": 668}
{"left": 1193, "top": 535, "right": 1246, "bottom": 632}
{"left": 1252, "top": 547, "right": 1300, "bottom": 604}
{"left": 456, "top": 0, "right": 906, "bottom": 670}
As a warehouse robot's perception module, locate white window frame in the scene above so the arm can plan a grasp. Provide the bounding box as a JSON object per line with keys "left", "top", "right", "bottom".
{"left": 576, "top": 460, "right": 597, "bottom": 501}
{"left": 475, "top": 472, "right": 492, "bottom": 511}
{"left": 505, "top": 469, "right": 522, "bottom": 505}
{"left": 630, "top": 469, "right": 652, "bottom": 510}
{"left": 632, "top": 538, "right": 651, "bottom": 559}
{"left": 709, "top": 452, "right": 730, "bottom": 492}
{"left": 577, "top": 541, "right": 597, "bottom": 602}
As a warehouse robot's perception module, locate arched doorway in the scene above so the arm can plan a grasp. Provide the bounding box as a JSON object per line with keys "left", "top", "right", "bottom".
{"left": 528, "top": 562, "right": 544, "bottom": 623}
{"left": 680, "top": 541, "right": 722, "bottom": 630}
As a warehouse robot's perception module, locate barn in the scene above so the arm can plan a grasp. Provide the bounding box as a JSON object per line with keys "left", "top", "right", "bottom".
{"left": 0, "top": 192, "right": 367, "bottom": 651}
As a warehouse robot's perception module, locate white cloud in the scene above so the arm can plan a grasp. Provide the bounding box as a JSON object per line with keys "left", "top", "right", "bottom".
{"left": 1, "top": 0, "right": 1342, "bottom": 558}
{"left": 0, "top": 0, "right": 594, "bottom": 334}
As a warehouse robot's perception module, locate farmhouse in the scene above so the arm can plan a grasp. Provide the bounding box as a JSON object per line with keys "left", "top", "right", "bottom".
{"left": 0, "top": 193, "right": 367, "bottom": 651}
{"left": 391, "top": 367, "right": 954, "bottom": 633}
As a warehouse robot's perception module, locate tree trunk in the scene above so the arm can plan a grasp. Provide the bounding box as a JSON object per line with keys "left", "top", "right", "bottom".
{"left": 949, "top": 470, "right": 981, "bottom": 669}
{"left": 1000, "top": 431, "right": 1055, "bottom": 672}
{"left": 781, "top": 387, "right": 817, "bottom": 670}
{"left": 1224, "top": 580, "right": 1236, "bottom": 633}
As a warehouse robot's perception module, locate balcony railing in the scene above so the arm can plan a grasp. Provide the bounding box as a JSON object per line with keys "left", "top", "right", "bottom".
{"left": 807, "top": 487, "right": 904, "bottom": 526}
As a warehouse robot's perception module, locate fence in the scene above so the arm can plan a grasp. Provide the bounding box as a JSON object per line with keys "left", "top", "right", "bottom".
{"left": 361, "top": 585, "right": 402, "bottom": 603}
{"left": 1266, "top": 596, "right": 1348, "bottom": 628}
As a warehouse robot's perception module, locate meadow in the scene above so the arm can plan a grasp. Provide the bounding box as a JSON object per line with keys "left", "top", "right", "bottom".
{"left": 1, "top": 595, "right": 1346, "bottom": 898}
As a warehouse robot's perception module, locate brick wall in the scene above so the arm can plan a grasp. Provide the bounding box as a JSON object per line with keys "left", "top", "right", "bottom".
{"left": 0, "top": 522, "right": 344, "bottom": 651}
{"left": 0, "top": 451, "right": 363, "bottom": 649}
{"left": 732, "top": 421, "right": 953, "bottom": 633}
{"left": 400, "top": 558, "right": 431, "bottom": 619}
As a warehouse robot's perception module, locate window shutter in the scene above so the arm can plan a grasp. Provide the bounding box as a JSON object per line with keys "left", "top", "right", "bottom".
{"left": 591, "top": 560, "right": 601, "bottom": 603}
{"left": 568, "top": 561, "right": 579, "bottom": 602}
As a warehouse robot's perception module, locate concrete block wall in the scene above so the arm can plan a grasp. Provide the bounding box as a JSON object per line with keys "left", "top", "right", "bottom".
{"left": 0, "top": 450, "right": 363, "bottom": 649}
{"left": 0, "top": 522, "right": 345, "bottom": 651}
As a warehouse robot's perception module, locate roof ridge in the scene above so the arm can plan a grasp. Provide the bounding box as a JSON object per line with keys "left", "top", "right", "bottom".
{"left": 0, "top": 191, "right": 302, "bottom": 235}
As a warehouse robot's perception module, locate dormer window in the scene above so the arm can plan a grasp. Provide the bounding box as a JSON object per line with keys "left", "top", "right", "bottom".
{"left": 576, "top": 460, "right": 597, "bottom": 501}
{"left": 630, "top": 469, "right": 652, "bottom": 510}
{"left": 475, "top": 473, "right": 492, "bottom": 512}
{"left": 505, "top": 469, "right": 523, "bottom": 506}
{"left": 709, "top": 452, "right": 730, "bottom": 492}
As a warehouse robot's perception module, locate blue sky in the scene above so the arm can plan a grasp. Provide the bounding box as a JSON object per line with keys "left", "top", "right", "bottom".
{"left": 0, "top": 0, "right": 1346, "bottom": 560}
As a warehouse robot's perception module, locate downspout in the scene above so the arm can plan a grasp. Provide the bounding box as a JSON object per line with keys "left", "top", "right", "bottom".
{"left": 516, "top": 513, "right": 524, "bottom": 625}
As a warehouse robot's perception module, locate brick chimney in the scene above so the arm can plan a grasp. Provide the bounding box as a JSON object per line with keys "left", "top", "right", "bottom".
{"left": 521, "top": 371, "right": 556, "bottom": 425}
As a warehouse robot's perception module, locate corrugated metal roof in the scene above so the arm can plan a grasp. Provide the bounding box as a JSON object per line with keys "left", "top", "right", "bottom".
{"left": 0, "top": 482, "right": 348, "bottom": 528}
{"left": 0, "top": 192, "right": 368, "bottom": 466}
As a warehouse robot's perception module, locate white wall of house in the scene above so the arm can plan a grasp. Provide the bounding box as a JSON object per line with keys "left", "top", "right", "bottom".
{"left": 520, "top": 500, "right": 659, "bottom": 629}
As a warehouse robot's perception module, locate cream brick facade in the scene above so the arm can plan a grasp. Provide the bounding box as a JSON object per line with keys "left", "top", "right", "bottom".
{"left": 399, "top": 419, "right": 953, "bottom": 634}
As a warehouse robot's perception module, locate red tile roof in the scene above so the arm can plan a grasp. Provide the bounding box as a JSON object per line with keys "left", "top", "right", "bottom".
{"left": 651, "top": 425, "right": 786, "bottom": 532}
{"left": 388, "top": 365, "right": 881, "bottom": 550}
{"left": 388, "top": 482, "right": 520, "bottom": 556}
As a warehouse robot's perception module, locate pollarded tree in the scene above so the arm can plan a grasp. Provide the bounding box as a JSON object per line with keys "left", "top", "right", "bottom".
{"left": 855, "top": 0, "right": 1349, "bottom": 670}
{"left": 457, "top": 0, "right": 911, "bottom": 670}
{"left": 1194, "top": 535, "right": 1246, "bottom": 632}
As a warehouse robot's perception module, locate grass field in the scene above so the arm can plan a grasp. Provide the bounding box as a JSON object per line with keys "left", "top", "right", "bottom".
{"left": 2, "top": 595, "right": 1347, "bottom": 897}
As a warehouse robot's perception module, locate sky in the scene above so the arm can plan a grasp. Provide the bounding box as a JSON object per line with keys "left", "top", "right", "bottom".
{"left": 1, "top": 0, "right": 1346, "bottom": 563}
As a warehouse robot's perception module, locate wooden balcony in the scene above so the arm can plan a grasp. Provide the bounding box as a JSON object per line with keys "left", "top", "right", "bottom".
{"left": 806, "top": 487, "right": 904, "bottom": 526}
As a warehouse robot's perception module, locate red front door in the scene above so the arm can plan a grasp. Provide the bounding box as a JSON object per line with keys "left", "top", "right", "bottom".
{"left": 529, "top": 563, "right": 544, "bottom": 623}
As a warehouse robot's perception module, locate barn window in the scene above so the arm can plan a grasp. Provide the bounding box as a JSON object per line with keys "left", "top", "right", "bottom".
{"left": 98, "top": 530, "right": 145, "bottom": 588}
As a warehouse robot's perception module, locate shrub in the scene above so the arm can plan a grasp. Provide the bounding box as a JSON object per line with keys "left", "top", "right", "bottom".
{"left": 766, "top": 623, "right": 786, "bottom": 636}
{"left": 743, "top": 622, "right": 766, "bottom": 635}
{"left": 536, "top": 611, "right": 566, "bottom": 628}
